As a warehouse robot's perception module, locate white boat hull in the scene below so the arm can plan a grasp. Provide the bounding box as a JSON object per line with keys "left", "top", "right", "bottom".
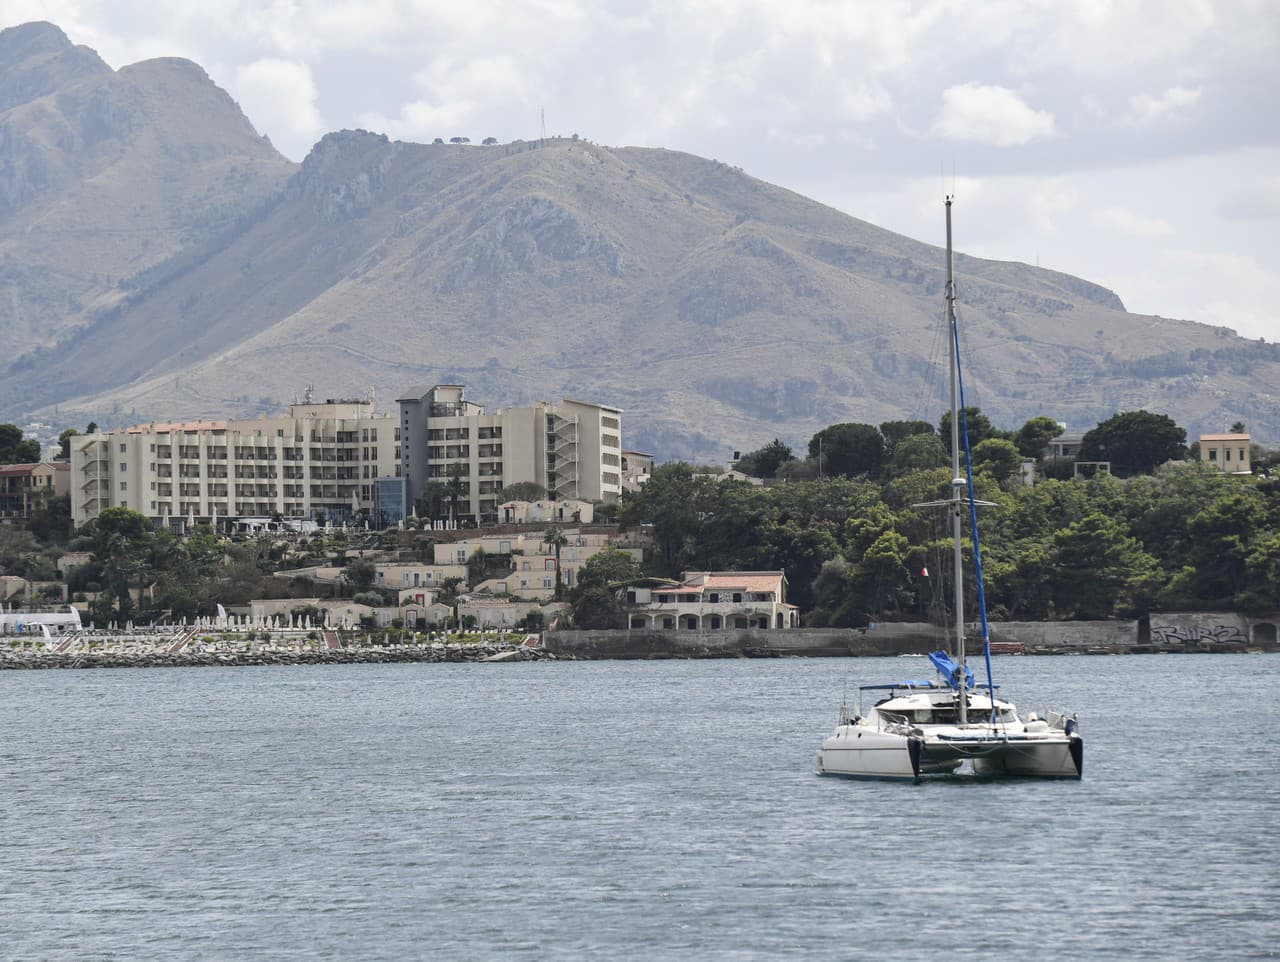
{"left": 817, "top": 725, "right": 1082, "bottom": 780}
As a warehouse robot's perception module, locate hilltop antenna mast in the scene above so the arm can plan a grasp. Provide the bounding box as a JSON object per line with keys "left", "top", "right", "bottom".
{"left": 540, "top": 107, "right": 546, "bottom": 147}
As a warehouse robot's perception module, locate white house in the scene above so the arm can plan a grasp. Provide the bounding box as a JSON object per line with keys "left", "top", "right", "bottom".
{"left": 623, "top": 571, "right": 800, "bottom": 630}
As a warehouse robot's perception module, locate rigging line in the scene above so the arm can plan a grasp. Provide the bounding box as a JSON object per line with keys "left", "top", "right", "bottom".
{"left": 910, "top": 304, "right": 948, "bottom": 427}
{"left": 953, "top": 304, "right": 997, "bottom": 725}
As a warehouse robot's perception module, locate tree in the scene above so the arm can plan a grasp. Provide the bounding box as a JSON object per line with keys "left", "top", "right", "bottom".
{"left": 416, "top": 481, "right": 449, "bottom": 521}
{"left": 808, "top": 423, "right": 885, "bottom": 478}
{"left": 86, "top": 507, "right": 157, "bottom": 624}
{"left": 572, "top": 586, "right": 627, "bottom": 629}
{"left": 574, "top": 547, "right": 642, "bottom": 595}
{"left": 939, "top": 407, "right": 1003, "bottom": 448}
{"left": 449, "top": 136, "right": 470, "bottom": 144}
{"left": 879, "top": 420, "right": 936, "bottom": 454}
{"left": 734, "top": 439, "right": 794, "bottom": 478}
{"left": 888, "top": 434, "right": 946, "bottom": 476}
{"left": 445, "top": 465, "right": 468, "bottom": 523}
{"left": 620, "top": 462, "right": 719, "bottom": 575}
{"left": 542, "top": 528, "right": 568, "bottom": 599}
{"left": 971, "top": 437, "right": 1024, "bottom": 486}
{"left": 26, "top": 494, "right": 72, "bottom": 544}
{"left": 1079, "top": 410, "right": 1187, "bottom": 476}
{"left": 482, "top": 136, "right": 498, "bottom": 145}
{"left": 1048, "top": 512, "right": 1161, "bottom": 619}
{"left": 342, "top": 557, "right": 377, "bottom": 593}
{"left": 499, "top": 481, "right": 548, "bottom": 503}
{"left": 1013, "top": 416, "right": 1064, "bottom": 460}
{"left": 0, "top": 423, "right": 40, "bottom": 464}
{"left": 57, "top": 428, "right": 79, "bottom": 461}
{"left": 432, "top": 137, "right": 444, "bottom": 144}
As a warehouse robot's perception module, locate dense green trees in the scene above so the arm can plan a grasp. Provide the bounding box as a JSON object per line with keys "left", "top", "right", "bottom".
{"left": 499, "top": 481, "right": 548, "bottom": 502}
{"left": 0, "top": 423, "right": 41, "bottom": 464}
{"left": 734, "top": 439, "right": 795, "bottom": 478}
{"left": 621, "top": 452, "right": 1279, "bottom": 625}
{"left": 809, "top": 423, "right": 885, "bottom": 478}
{"left": 1079, "top": 410, "right": 1187, "bottom": 476}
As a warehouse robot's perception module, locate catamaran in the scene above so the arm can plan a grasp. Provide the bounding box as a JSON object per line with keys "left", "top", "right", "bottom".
{"left": 815, "top": 198, "right": 1083, "bottom": 780}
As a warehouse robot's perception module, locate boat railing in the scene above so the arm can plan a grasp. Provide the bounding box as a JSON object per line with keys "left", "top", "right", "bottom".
{"left": 876, "top": 711, "right": 917, "bottom": 736}
{"left": 1044, "top": 710, "right": 1079, "bottom": 733}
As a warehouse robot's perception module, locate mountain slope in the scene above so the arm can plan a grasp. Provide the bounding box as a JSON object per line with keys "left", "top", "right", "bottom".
{"left": 0, "top": 21, "right": 296, "bottom": 359}
{"left": 0, "top": 24, "right": 1276, "bottom": 456}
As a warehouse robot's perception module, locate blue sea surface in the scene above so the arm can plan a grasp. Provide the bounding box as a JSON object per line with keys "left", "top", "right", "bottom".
{"left": 1, "top": 655, "right": 1276, "bottom": 961}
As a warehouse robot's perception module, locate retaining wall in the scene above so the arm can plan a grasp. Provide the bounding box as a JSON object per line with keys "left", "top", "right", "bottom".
{"left": 547, "top": 613, "right": 1279, "bottom": 660}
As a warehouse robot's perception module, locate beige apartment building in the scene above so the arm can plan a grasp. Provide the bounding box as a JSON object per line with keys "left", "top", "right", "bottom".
{"left": 69, "top": 398, "right": 400, "bottom": 528}
{"left": 397, "top": 385, "right": 623, "bottom": 524}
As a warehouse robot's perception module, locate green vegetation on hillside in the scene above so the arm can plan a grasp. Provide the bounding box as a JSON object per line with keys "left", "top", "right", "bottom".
{"left": 624, "top": 411, "right": 1280, "bottom": 623}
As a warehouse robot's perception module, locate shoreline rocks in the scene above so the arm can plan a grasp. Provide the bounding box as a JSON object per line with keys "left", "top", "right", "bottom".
{"left": 0, "top": 642, "right": 559, "bottom": 671}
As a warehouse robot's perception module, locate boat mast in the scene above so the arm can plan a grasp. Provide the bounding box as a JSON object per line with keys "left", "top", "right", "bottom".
{"left": 945, "top": 196, "right": 968, "bottom": 724}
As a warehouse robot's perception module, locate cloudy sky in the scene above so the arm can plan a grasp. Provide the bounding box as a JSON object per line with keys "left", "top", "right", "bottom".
{"left": 4, "top": 0, "right": 1278, "bottom": 339}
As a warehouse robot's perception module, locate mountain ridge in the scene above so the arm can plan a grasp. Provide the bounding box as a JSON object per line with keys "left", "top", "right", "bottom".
{"left": 1, "top": 24, "right": 1277, "bottom": 456}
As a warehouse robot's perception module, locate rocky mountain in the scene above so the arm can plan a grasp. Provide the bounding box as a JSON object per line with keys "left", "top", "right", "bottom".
{"left": 0, "top": 22, "right": 296, "bottom": 358}
{"left": 2, "top": 22, "right": 1277, "bottom": 458}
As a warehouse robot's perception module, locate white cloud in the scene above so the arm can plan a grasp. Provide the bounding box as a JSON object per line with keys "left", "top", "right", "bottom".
{"left": 1221, "top": 176, "right": 1280, "bottom": 220}
{"left": 1028, "top": 179, "right": 1081, "bottom": 233}
{"left": 357, "top": 55, "right": 528, "bottom": 145}
{"left": 932, "top": 83, "right": 1055, "bottom": 146}
{"left": 1112, "top": 248, "right": 1280, "bottom": 340}
{"left": 1128, "top": 85, "right": 1202, "bottom": 126}
{"left": 1093, "top": 206, "right": 1175, "bottom": 237}
{"left": 841, "top": 81, "right": 891, "bottom": 120}
{"left": 234, "top": 59, "right": 325, "bottom": 160}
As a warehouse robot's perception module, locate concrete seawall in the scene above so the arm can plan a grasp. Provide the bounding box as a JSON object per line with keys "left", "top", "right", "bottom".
{"left": 547, "top": 614, "right": 1279, "bottom": 660}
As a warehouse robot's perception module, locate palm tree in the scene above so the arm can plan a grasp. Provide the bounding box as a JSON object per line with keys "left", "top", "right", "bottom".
{"left": 445, "top": 466, "right": 467, "bottom": 526}
{"left": 542, "top": 528, "right": 569, "bottom": 600}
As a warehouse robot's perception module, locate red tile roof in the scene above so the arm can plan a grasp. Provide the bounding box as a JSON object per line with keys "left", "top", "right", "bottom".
{"left": 685, "top": 571, "right": 785, "bottom": 593}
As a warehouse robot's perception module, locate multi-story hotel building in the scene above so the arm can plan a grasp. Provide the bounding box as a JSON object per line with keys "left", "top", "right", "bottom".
{"left": 397, "top": 385, "right": 623, "bottom": 524}
{"left": 69, "top": 398, "right": 400, "bottom": 528}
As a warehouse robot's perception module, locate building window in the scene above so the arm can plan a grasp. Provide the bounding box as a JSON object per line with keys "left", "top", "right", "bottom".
{"left": 1226, "top": 448, "right": 1232, "bottom": 462}
{"left": 119, "top": 463, "right": 127, "bottom": 471}
{"left": 1209, "top": 449, "right": 1218, "bottom": 462}
{"left": 119, "top": 443, "right": 127, "bottom": 452}
{"left": 119, "top": 481, "right": 127, "bottom": 491}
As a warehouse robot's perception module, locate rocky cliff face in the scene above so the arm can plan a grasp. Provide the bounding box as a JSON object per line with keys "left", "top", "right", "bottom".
{"left": 0, "top": 21, "right": 296, "bottom": 360}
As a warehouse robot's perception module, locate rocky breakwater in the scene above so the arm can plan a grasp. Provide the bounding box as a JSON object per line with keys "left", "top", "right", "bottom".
{"left": 0, "top": 641, "right": 559, "bottom": 670}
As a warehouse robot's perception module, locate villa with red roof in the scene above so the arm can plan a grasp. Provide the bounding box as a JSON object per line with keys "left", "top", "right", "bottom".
{"left": 0, "top": 461, "right": 69, "bottom": 518}
{"left": 624, "top": 570, "right": 800, "bottom": 630}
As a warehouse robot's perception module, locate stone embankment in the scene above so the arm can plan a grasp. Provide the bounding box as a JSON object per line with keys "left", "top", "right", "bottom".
{"left": 546, "top": 619, "right": 1279, "bottom": 660}
{"left": 0, "top": 643, "right": 557, "bottom": 671}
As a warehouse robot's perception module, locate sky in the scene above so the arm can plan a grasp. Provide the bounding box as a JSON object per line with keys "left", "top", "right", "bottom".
{"left": 3, "top": 0, "right": 1278, "bottom": 340}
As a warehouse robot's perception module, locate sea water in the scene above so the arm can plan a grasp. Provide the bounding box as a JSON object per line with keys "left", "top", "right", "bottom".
{"left": 1, "top": 654, "right": 1275, "bottom": 961}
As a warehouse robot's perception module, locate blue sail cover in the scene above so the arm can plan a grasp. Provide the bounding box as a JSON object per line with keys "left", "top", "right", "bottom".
{"left": 928, "top": 650, "right": 975, "bottom": 691}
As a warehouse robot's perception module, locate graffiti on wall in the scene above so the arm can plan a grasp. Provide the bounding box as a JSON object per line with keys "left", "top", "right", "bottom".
{"left": 1150, "top": 624, "right": 1245, "bottom": 645}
